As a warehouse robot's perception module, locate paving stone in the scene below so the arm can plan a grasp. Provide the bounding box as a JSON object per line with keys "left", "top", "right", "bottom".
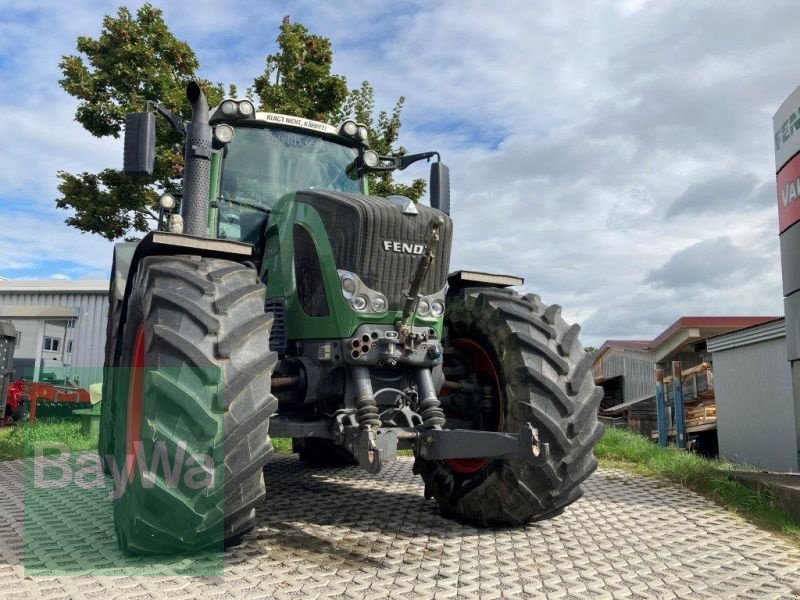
{"left": 0, "top": 455, "right": 798, "bottom": 599}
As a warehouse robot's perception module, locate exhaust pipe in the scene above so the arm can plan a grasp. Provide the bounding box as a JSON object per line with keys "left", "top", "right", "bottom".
{"left": 182, "top": 81, "right": 212, "bottom": 237}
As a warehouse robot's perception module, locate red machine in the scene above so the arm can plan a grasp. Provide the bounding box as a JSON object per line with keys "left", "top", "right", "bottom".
{"left": 3, "top": 380, "right": 90, "bottom": 424}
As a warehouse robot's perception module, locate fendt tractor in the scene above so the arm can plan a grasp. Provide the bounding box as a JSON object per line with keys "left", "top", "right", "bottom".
{"left": 100, "top": 81, "right": 602, "bottom": 554}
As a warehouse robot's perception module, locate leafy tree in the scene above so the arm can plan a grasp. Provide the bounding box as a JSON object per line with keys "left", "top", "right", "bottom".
{"left": 56, "top": 4, "right": 223, "bottom": 240}
{"left": 58, "top": 9, "right": 423, "bottom": 240}
{"left": 251, "top": 16, "right": 348, "bottom": 122}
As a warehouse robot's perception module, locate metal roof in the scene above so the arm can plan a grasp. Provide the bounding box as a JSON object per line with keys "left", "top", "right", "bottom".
{"left": 595, "top": 316, "right": 781, "bottom": 364}
{"left": 0, "top": 280, "right": 107, "bottom": 294}
{"left": 707, "top": 317, "right": 786, "bottom": 353}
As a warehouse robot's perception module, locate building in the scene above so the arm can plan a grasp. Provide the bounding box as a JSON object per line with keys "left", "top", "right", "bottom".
{"left": 593, "top": 316, "right": 778, "bottom": 446}
{"left": 707, "top": 319, "right": 799, "bottom": 472}
{"left": 0, "top": 280, "right": 108, "bottom": 386}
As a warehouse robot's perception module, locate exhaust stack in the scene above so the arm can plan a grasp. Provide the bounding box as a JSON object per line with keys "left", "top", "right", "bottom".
{"left": 182, "top": 81, "right": 212, "bottom": 237}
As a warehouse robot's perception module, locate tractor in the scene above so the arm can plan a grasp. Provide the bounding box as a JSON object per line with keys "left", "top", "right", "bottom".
{"left": 100, "top": 82, "right": 603, "bottom": 554}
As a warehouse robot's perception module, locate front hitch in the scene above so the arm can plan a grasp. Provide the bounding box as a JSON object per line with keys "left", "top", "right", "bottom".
{"left": 333, "top": 421, "right": 549, "bottom": 475}
{"left": 414, "top": 423, "right": 549, "bottom": 465}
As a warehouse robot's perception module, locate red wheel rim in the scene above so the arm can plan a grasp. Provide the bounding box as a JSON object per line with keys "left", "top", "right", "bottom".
{"left": 125, "top": 324, "right": 145, "bottom": 480}
{"left": 444, "top": 338, "right": 503, "bottom": 475}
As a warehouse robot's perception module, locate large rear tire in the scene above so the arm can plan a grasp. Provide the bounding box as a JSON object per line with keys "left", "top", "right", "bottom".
{"left": 110, "top": 255, "right": 276, "bottom": 554}
{"left": 414, "top": 287, "right": 603, "bottom": 525}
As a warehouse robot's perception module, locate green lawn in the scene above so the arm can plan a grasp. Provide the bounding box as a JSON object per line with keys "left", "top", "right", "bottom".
{"left": 0, "top": 420, "right": 99, "bottom": 461}
{"left": 596, "top": 426, "right": 800, "bottom": 547}
{"left": 272, "top": 437, "right": 292, "bottom": 453}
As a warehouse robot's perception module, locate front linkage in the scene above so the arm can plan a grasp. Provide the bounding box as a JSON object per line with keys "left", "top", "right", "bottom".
{"left": 270, "top": 412, "right": 550, "bottom": 475}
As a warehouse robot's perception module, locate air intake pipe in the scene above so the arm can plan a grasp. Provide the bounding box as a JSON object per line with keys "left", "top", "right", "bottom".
{"left": 182, "top": 81, "right": 212, "bottom": 237}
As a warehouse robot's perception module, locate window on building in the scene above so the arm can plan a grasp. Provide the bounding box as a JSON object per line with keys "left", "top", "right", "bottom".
{"left": 15, "top": 333, "right": 21, "bottom": 349}
{"left": 66, "top": 340, "right": 73, "bottom": 354}
{"left": 43, "top": 337, "right": 60, "bottom": 352}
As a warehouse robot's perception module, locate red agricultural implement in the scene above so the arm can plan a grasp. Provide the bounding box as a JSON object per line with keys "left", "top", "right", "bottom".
{"left": 4, "top": 380, "right": 91, "bottom": 424}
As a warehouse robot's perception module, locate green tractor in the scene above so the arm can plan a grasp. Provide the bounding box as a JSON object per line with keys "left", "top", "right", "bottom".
{"left": 101, "top": 82, "right": 602, "bottom": 554}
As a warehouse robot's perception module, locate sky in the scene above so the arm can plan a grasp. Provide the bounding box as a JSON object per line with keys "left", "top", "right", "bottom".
{"left": 0, "top": 0, "right": 795, "bottom": 346}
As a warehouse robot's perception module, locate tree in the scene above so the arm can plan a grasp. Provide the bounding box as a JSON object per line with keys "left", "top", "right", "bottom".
{"left": 56, "top": 4, "right": 224, "bottom": 240}
{"left": 58, "top": 9, "right": 422, "bottom": 240}
{"left": 251, "top": 16, "right": 348, "bottom": 122}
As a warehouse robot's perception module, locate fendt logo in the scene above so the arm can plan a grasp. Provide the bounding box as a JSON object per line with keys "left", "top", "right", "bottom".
{"left": 383, "top": 240, "right": 424, "bottom": 255}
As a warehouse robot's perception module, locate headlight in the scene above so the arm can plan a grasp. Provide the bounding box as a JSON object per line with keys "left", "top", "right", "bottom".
{"left": 357, "top": 125, "right": 369, "bottom": 142}
{"left": 430, "top": 300, "right": 445, "bottom": 317}
{"left": 341, "top": 276, "right": 356, "bottom": 299}
{"left": 220, "top": 100, "right": 237, "bottom": 116}
{"left": 238, "top": 100, "right": 254, "bottom": 117}
{"left": 371, "top": 295, "right": 388, "bottom": 312}
{"left": 341, "top": 120, "right": 358, "bottom": 137}
{"left": 416, "top": 299, "right": 431, "bottom": 316}
{"left": 159, "top": 193, "right": 176, "bottom": 210}
{"left": 363, "top": 150, "right": 379, "bottom": 168}
{"left": 214, "top": 123, "right": 235, "bottom": 144}
{"left": 351, "top": 295, "right": 369, "bottom": 312}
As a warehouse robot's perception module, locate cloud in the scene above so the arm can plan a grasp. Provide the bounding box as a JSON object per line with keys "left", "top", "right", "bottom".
{"left": 667, "top": 173, "right": 773, "bottom": 217}
{"left": 644, "top": 236, "right": 756, "bottom": 289}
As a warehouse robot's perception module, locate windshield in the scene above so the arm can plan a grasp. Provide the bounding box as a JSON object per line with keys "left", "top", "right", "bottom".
{"left": 220, "top": 126, "right": 361, "bottom": 209}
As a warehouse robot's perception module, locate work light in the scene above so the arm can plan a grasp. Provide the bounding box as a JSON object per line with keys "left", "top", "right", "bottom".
{"left": 159, "top": 193, "right": 176, "bottom": 210}
{"left": 214, "top": 124, "right": 235, "bottom": 144}
{"left": 341, "top": 120, "right": 358, "bottom": 137}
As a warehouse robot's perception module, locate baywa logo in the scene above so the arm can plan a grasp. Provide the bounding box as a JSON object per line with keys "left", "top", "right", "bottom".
{"left": 32, "top": 441, "right": 215, "bottom": 499}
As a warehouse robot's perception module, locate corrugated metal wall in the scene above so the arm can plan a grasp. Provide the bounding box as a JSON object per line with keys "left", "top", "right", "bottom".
{"left": 0, "top": 291, "right": 107, "bottom": 386}
{"left": 712, "top": 337, "right": 799, "bottom": 472}
{"left": 597, "top": 351, "right": 655, "bottom": 402}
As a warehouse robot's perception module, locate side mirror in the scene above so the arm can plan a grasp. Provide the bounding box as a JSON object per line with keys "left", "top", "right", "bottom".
{"left": 123, "top": 112, "right": 156, "bottom": 176}
{"left": 429, "top": 162, "right": 450, "bottom": 215}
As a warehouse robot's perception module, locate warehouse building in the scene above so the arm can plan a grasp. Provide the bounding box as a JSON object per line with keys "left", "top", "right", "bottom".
{"left": 707, "top": 319, "right": 800, "bottom": 472}
{"left": 592, "top": 316, "right": 777, "bottom": 448}
{"left": 0, "top": 280, "right": 108, "bottom": 386}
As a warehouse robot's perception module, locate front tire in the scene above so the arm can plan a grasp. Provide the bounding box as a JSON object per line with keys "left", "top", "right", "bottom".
{"left": 110, "top": 256, "right": 276, "bottom": 554}
{"left": 414, "top": 287, "right": 603, "bottom": 525}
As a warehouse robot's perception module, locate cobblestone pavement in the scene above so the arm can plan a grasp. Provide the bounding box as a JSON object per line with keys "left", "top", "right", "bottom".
{"left": 0, "top": 454, "right": 799, "bottom": 599}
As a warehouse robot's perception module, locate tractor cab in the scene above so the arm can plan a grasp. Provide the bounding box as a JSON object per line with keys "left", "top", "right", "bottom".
{"left": 210, "top": 106, "right": 366, "bottom": 245}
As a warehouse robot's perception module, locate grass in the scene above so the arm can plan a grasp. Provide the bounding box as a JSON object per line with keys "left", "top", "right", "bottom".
{"left": 0, "top": 420, "right": 98, "bottom": 461}
{"left": 272, "top": 437, "right": 292, "bottom": 453}
{"left": 596, "top": 426, "right": 800, "bottom": 546}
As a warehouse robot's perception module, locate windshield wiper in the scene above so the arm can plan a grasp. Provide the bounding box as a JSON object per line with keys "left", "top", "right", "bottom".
{"left": 216, "top": 196, "right": 270, "bottom": 213}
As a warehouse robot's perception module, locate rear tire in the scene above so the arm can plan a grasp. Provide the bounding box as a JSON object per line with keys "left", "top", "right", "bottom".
{"left": 414, "top": 287, "right": 603, "bottom": 525}
{"left": 295, "top": 438, "right": 357, "bottom": 467}
{"left": 111, "top": 256, "right": 276, "bottom": 554}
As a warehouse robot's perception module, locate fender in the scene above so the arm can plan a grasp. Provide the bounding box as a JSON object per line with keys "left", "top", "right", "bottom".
{"left": 447, "top": 269, "right": 524, "bottom": 292}
{"left": 108, "top": 231, "right": 254, "bottom": 362}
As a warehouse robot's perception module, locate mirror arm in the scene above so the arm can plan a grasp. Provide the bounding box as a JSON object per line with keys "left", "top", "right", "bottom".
{"left": 146, "top": 100, "right": 186, "bottom": 136}
{"left": 397, "top": 151, "right": 440, "bottom": 171}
